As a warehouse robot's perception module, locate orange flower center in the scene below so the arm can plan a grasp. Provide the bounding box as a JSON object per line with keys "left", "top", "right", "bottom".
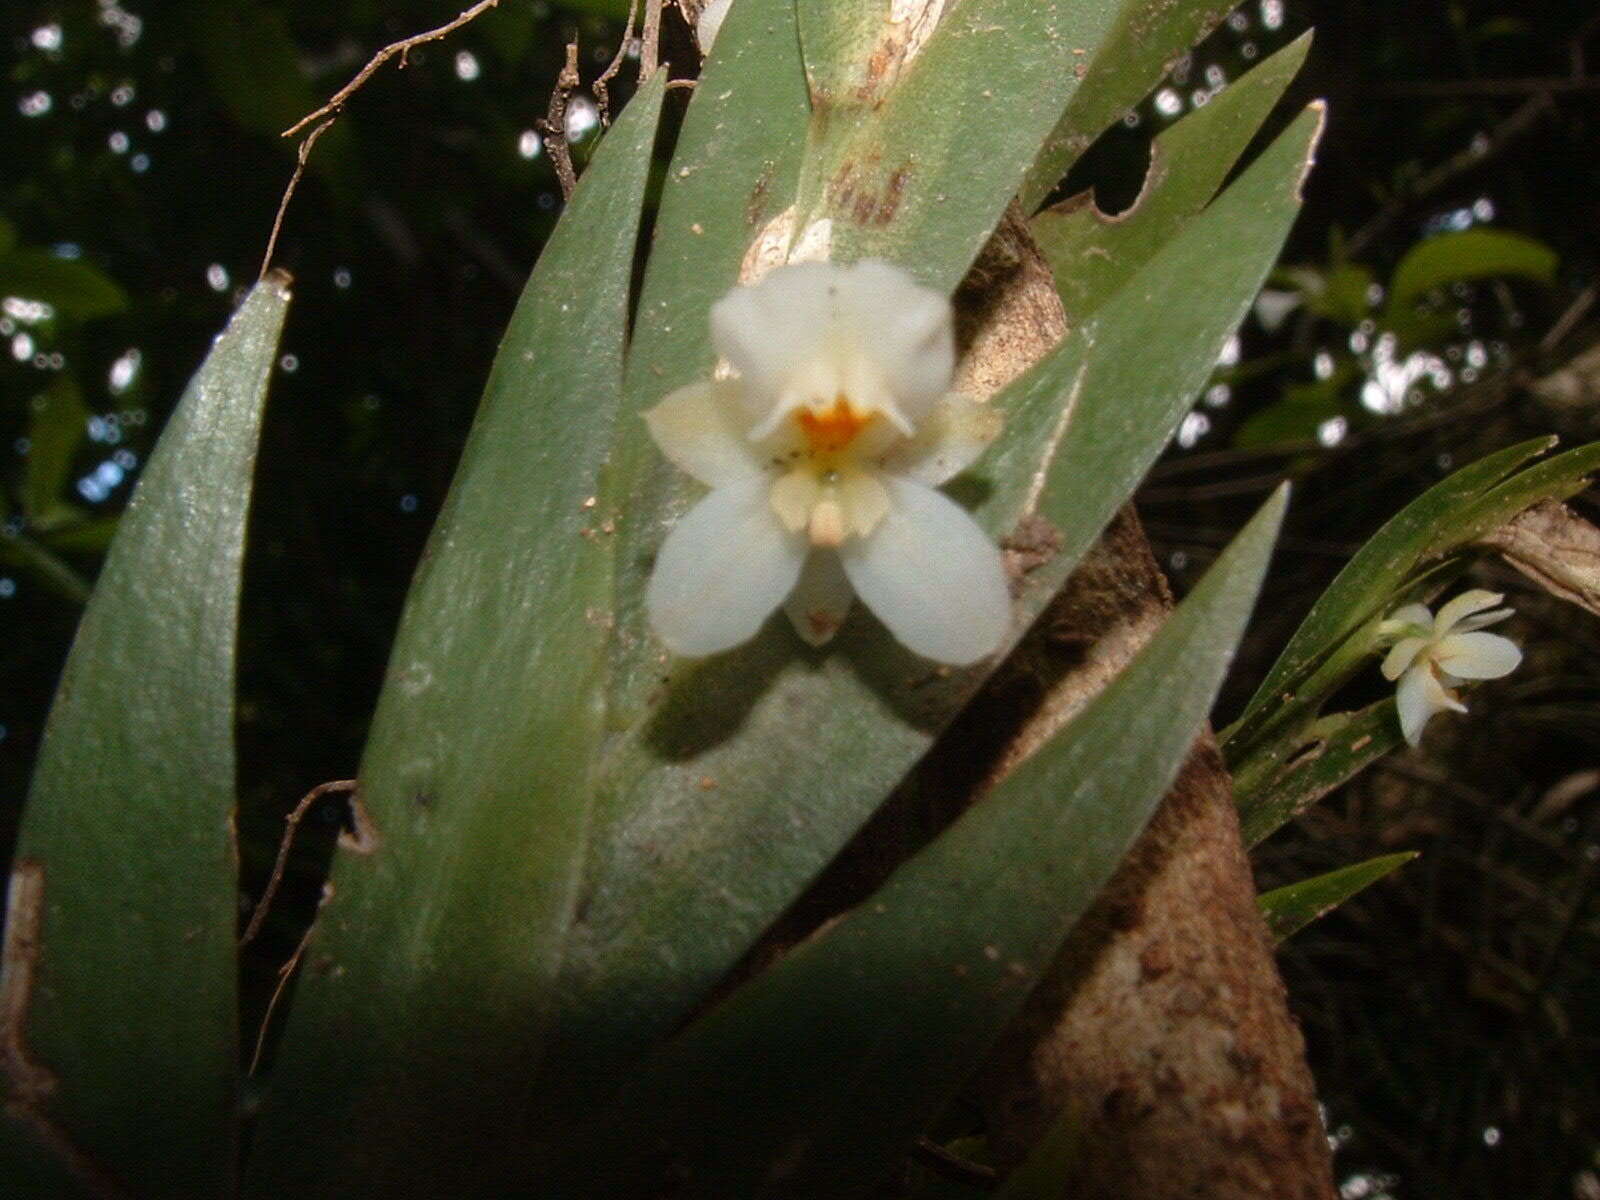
{"left": 796, "top": 396, "right": 872, "bottom": 455}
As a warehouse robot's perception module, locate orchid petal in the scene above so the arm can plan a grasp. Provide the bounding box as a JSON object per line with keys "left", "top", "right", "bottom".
{"left": 1450, "top": 606, "right": 1513, "bottom": 634}
{"left": 1381, "top": 636, "right": 1429, "bottom": 681}
{"left": 1434, "top": 631, "right": 1522, "bottom": 680}
{"left": 710, "top": 262, "right": 838, "bottom": 415}
{"left": 1376, "top": 603, "right": 1432, "bottom": 639}
{"left": 643, "top": 380, "right": 763, "bottom": 487}
{"left": 835, "top": 260, "right": 956, "bottom": 422}
{"left": 1434, "top": 589, "right": 1504, "bottom": 636}
{"left": 1395, "top": 667, "right": 1436, "bottom": 746}
{"left": 876, "top": 393, "right": 1001, "bottom": 486}
{"left": 646, "top": 476, "right": 808, "bottom": 657}
{"left": 838, "top": 476, "right": 1009, "bottom": 665}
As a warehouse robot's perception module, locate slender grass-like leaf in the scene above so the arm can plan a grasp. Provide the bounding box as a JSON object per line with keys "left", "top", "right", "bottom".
{"left": 0, "top": 277, "right": 288, "bottom": 1199}
{"left": 239, "top": 77, "right": 665, "bottom": 1200}
{"left": 571, "top": 491, "right": 1286, "bottom": 1198}
{"left": 1259, "top": 852, "right": 1418, "bottom": 941}
{"left": 1019, "top": 0, "right": 1236, "bottom": 212}
{"left": 1032, "top": 32, "right": 1311, "bottom": 324}
{"left": 1236, "top": 700, "right": 1402, "bottom": 846}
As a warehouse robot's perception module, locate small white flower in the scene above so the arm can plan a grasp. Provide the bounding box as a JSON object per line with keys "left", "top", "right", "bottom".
{"left": 1377, "top": 589, "right": 1521, "bottom": 746}
{"left": 644, "top": 260, "right": 1009, "bottom": 665}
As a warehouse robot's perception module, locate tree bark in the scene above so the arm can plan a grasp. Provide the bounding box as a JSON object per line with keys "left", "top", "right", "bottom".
{"left": 952, "top": 211, "right": 1337, "bottom": 1199}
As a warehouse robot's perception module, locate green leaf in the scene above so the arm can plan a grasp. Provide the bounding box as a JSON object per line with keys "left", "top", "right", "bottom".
{"left": 802, "top": 0, "right": 1130, "bottom": 290}
{"left": 1224, "top": 437, "right": 1600, "bottom": 760}
{"left": 1258, "top": 851, "right": 1418, "bottom": 941}
{"left": 1235, "top": 700, "right": 1402, "bottom": 846}
{"left": 1385, "top": 228, "right": 1557, "bottom": 315}
{"left": 239, "top": 75, "right": 665, "bottom": 1200}
{"left": 573, "top": 491, "right": 1287, "bottom": 1198}
{"left": 0, "top": 529, "right": 93, "bottom": 606}
{"left": 0, "top": 277, "right": 288, "bottom": 1198}
{"left": 1033, "top": 32, "right": 1311, "bottom": 324}
{"left": 22, "top": 377, "right": 88, "bottom": 527}
{"left": 1019, "top": 0, "right": 1237, "bottom": 212}
{"left": 0, "top": 251, "right": 127, "bottom": 320}
{"left": 541, "top": 103, "right": 1323, "bottom": 1113}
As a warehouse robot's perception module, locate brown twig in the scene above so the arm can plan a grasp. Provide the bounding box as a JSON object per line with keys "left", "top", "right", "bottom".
{"left": 639, "top": 0, "right": 665, "bottom": 79}
{"left": 240, "top": 779, "right": 357, "bottom": 947}
{"left": 539, "top": 41, "right": 583, "bottom": 202}
{"left": 248, "top": 902, "right": 320, "bottom": 1076}
{"left": 257, "top": 118, "right": 336, "bottom": 282}
{"left": 1346, "top": 90, "right": 1554, "bottom": 258}
{"left": 281, "top": 0, "right": 504, "bottom": 139}
{"left": 912, "top": 1136, "right": 1000, "bottom": 1187}
{"left": 594, "top": 0, "right": 642, "bottom": 126}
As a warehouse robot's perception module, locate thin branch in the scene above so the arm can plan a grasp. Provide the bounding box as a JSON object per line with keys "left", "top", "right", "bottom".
{"left": 538, "top": 41, "right": 582, "bottom": 202}
{"left": 257, "top": 118, "right": 336, "bottom": 282}
{"left": 639, "top": 0, "right": 665, "bottom": 79}
{"left": 594, "top": 0, "right": 641, "bottom": 126}
{"left": 240, "top": 779, "right": 357, "bottom": 947}
{"left": 249, "top": 913, "right": 317, "bottom": 1076}
{"left": 282, "top": 0, "right": 504, "bottom": 139}
{"left": 1347, "top": 90, "right": 1554, "bottom": 257}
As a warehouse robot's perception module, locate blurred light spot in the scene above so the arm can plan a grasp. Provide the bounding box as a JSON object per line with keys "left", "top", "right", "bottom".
{"left": 1482, "top": 1126, "right": 1501, "bottom": 1147}
{"left": 454, "top": 50, "right": 481, "bottom": 81}
{"left": 32, "top": 24, "right": 64, "bottom": 51}
{"left": 1365, "top": 282, "right": 1384, "bottom": 306}
{"left": 1241, "top": 41, "right": 1258, "bottom": 59}
{"left": 1177, "top": 411, "right": 1210, "bottom": 448}
{"left": 1153, "top": 85, "right": 1183, "bottom": 116}
{"left": 1313, "top": 350, "right": 1335, "bottom": 379}
{"left": 14, "top": 437, "right": 30, "bottom": 455}
{"left": 110, "top": 84, "right": 135, "bottom": 108}
{"left": 1260, "top": 0, "right": 1284, "bottom": 29}
{"left": 113, "top": 448, "right": 137, "bottom": 470}
{"left": 1170, "top": 550, "right": 1188, "bottom": 570}
{"left": 399, "top": 493, "right": 420, "bottom": 513}
{"left": 19, "top": 91, "right": 53, "bottom": 117}
{"left": 98, "top": 2, "right": 144, "bottom": 48}
{"left": 1254, "top": 287, "right": 1300, "bottom": 331}
{"left": 1349, "top": 329, "right": 1369, "bottom": 353}
{"left": 279, "top": 353, "right": 299, "bottom": 373}
{"left": 53, "top": 242, "right": 82, "bottom": 259}
{"left": 1317, "top": 415, "right": 1347, "bottom": 447}
{"left": 109, "top": 348, "right": 142, "bottom": 394}
{"left": 145, "top": 108, "right": 166, "bottom": 132}
{"left": 109, "top": 130, "right": 130, "bottom": 154}
{"left": 1227, "top": 10, "right": 1250, "bottom": 31}
{"left": 0, "top": 579, "right": 15, "bottom": 599}
{"left": 1190, "top": 88, "right": 1211, "bottom": 107}
{"left": 4, "top": 297, "right": 56, "bottom": 324}
{"left": 206, "top": 263, "right": 230, "bottom": 292}
{"left": 1466, "top": 340, "right": 1487, "bottom": 369}
{"left": 1204, "top": 64, "right": 1226, "bottom": 88}
{"left": 1121, "top": 110, "right": 1141, "bottom": 128}
{"left": 517, "top": 128, "right": 543, "bottom": 159}
{"left": 1170, "top": 53, "right": 1192, "bottom": 86}
{"left": 333, "top": 267, "right": 352, "bottom": 289}
{"left": 1472, "top": 196, "right": 1495, "bottom": 222}
{"left": 130, "top": 152, "right": 150, "bottom": 173}
{"left": 564, "top": 95, "right": 600, "bottom": 141}
{"left": 12, "top": 333, "right": 35, "bottom": 361}
{"left": 87, "top": 414, "right": 123, "bottom": 444}
{"left": 94, "top": 460, "right": 125, "bottom": 489}
{"left": 1217, "top": 334, "right": 1241, "bottom": 366}
{"left": 1205, "top": 383, "right": 1231, "bottom": 408}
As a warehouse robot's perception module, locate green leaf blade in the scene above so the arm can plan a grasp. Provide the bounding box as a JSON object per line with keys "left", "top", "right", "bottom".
{"left": 1, "top": 277, "right": 289, "bottom": 1199}
{"left": 239, "top": 77, "right": 666, "bottom": 1200}
{"left": 1386, "top": 228, "right": 1557, "bottom": 315}
{"left": 1259, "top": 852, "right": 1418, "bottom": 942}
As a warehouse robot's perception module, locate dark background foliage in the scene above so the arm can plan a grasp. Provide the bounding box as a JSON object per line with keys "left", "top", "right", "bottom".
{"left": 3, "top": 2, "right": 1596, "bottom": 1196}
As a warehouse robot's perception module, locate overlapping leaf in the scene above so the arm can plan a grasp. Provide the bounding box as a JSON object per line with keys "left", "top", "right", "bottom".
{"left": 1, "top": 277, "right": 288, "bottom": 1199}
{"left": 240, "top": 76, "right": 665, "bottom": 1200}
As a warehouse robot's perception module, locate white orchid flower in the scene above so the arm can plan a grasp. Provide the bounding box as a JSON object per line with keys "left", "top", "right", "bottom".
{"left": 1377, "top": 589, "right": 1522, "bottom": 746}
{"left": 643, "top": 259, "right": 1010, "bottom": 665}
